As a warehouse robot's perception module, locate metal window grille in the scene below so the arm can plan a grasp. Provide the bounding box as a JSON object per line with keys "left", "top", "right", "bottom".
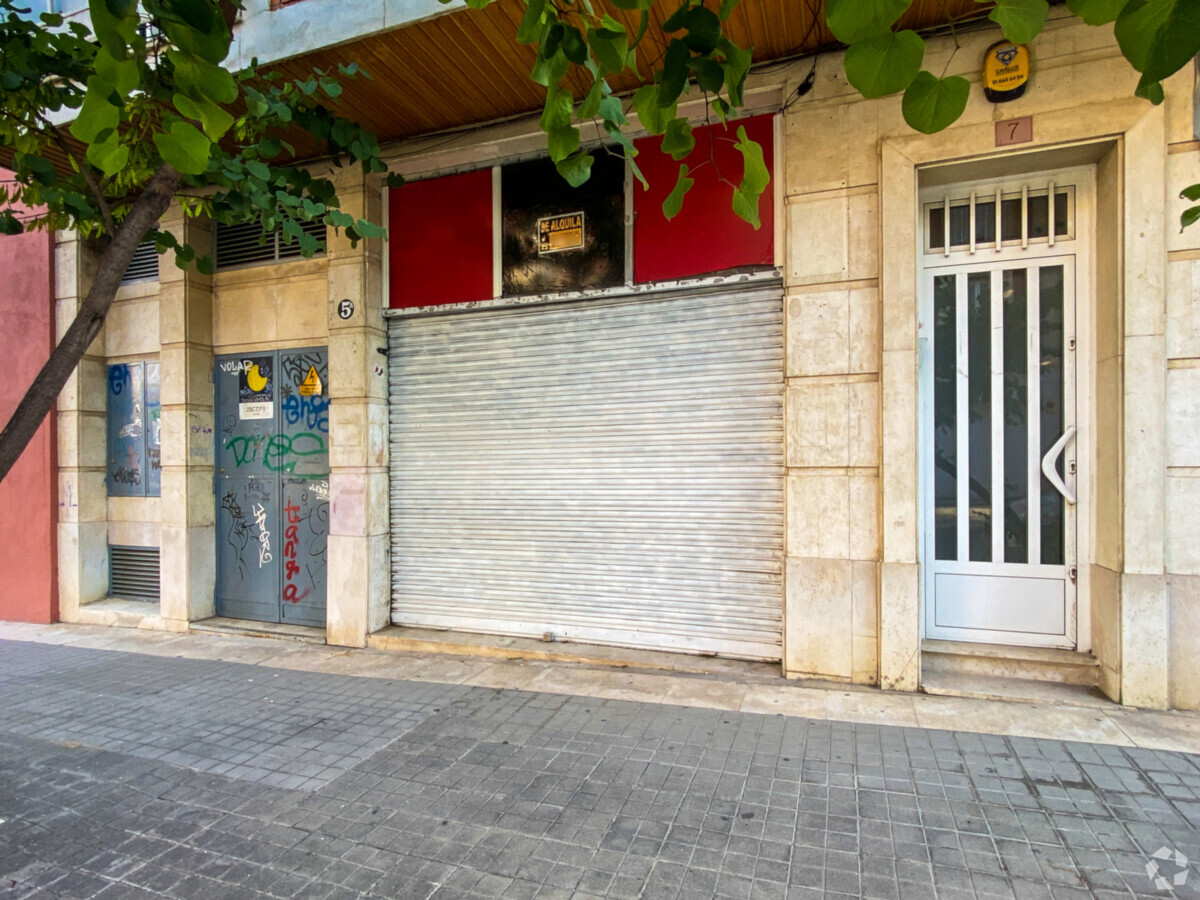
{"left": 214, "top": 219, "right": 327, "bottom": 270}
{"left": 924, "top": 183, "right": 1075, "bottom": 256}
{"left": 108, "top": 545, "right": 161, "bottom": 602}
{"left": 121, "top": 239, "right": 159, "bottom": 285}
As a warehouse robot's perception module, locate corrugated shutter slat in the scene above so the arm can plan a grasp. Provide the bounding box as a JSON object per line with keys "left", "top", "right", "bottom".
{"left": 387, "top": 286, "right": 784, "bottom": 660}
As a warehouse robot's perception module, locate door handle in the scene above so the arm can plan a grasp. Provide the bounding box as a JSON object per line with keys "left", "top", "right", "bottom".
{"left": 1041, "top": 425, "right": 1077, "bottom": 505}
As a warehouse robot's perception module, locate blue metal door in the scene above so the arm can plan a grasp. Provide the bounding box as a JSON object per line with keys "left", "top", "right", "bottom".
{"left": 215, "top": 348, "right": 329, "bottom": 626}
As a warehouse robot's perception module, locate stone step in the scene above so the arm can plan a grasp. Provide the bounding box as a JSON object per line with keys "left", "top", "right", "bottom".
{"left": 922, "top": 639, "right": 1100, "bottom": 686}
{"left": 920, "top": 670, "right": 1114, "bottom": 708}
{"left": 190, "top": 617, "right": 326, "bottom": 645}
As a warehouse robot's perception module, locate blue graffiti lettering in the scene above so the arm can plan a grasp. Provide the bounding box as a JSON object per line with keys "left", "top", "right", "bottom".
{"left": 282, "top": 393, "right": 329, "bottom": 433}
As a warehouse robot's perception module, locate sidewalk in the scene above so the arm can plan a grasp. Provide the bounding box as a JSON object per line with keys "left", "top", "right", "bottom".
{"left": 0, "top": 625, "right": 1198, "bottom": 898}
{"left": 2, "top": 621, "right": 1199, "bottom": 753}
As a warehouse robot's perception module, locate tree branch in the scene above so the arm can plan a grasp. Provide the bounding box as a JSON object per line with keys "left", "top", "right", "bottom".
{"left": 0, "top": 163, "right": 182, "bottom": 484}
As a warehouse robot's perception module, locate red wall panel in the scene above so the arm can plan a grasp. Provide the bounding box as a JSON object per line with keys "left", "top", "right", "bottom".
{"left": 633, "top": 114, "right": 775, "bottom": 284}
{"left": 0, "top": 212, "right": 57, "bottom": 623}
{"left": 388, "top": 169, "right": 494, "bottom": 308}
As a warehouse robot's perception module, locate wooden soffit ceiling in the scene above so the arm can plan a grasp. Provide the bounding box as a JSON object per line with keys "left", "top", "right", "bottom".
{"left": 272, "top": 0, "right": 988, "bottom": 146}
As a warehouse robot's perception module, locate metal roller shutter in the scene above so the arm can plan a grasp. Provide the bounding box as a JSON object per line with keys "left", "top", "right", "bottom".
{"left": 387, "top": 284, "right": 784, "bottom": 660}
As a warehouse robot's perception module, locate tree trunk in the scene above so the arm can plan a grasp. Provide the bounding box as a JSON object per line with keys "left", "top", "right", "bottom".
{"left": 0, "top": 164, "right": 183, "bottom": 484}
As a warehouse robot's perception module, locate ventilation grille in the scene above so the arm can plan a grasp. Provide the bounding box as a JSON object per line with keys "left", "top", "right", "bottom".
{"left": 108, "top": 545, "right": 160, "bottom": 602}
{"left": 121, "top": 239, "right": 159, "bottom": 285}
{"left": 214, "top": 219, "right": 327, "bottom": 270}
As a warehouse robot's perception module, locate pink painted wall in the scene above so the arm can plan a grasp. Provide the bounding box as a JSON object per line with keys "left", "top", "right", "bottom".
{"left": 0, "top": 196, "right": 57, "bottom": 623}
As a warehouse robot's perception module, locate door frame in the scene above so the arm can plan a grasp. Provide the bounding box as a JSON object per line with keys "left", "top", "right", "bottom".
{"left": 917, "top": 166, "right": 1095, "bottom": 651}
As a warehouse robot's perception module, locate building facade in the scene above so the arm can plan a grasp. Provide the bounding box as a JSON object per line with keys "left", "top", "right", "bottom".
{"left": 47, "top": 6, "right": 1200, "bottom": 709}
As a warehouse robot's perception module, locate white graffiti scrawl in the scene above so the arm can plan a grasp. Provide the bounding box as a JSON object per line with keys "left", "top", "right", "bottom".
{"left": 253, "top": 502, "right": 272, "bottom": 567}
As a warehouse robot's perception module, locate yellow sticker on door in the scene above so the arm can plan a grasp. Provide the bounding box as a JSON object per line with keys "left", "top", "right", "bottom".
{"left": 299, "top": 366, "right": 323, "bottom": 396}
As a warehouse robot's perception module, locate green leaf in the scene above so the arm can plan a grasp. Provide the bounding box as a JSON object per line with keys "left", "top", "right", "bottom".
{"left": 825, "top": 0, "right": 912, "bottom": 43}
{"left": 88, "top": 0, "right": 139, "bottom": 59}
{"left": 988, "top": 0, "right": 1049, "bottom": 45}
{"left": 719, "top": 0, "right": 740, "bottom": 21}
{"left": 555, "top": 150, "right": 594, "bottom": 187}
{"left": 600, "top": 13, "right": 625, "bottom": 32}
{"left": 901, "top": 70, "right": 970, "bottom": 134}
{"left": 1140, "top": 0, "right": 1200, "bottom": 82}
{"left": 547, "top": 125, "right": 581, "bottom": 162}
{"left": 661, "top": 116, "right": 695, "bottom": 160}
{"left": 531, "top": 48, "right": 569, "bottom": 86}
{"left": 1065, "top": 0, "right": 1131, "bottom": 24}
{"left": 658, "top": 39, "right": 691, "bottom": 107}
{"left": 844, "top": 30, "right": 924, "bottom": 98}
{"left": 168, "top": 50, "right": 237, "bottom": 103}
{"left": 1182, "top": 205, "right": 1200, "bottom": 230}
{"left": 0, "top": 214, "right": 22, "bottom": 236}
{"left": 683, "top": 6, "right": 721, "bottom": 53}
{"left": 94, "top": 48, "right": 139, "bottom": 97}
{"left": 540, "top": 19, "right": 563, "bottom": 59}
{"left": 517, "top": 0, "right": 546, "bottom": 44}
{"left": 608, "top": 0, "right": 654, "bottom": 9}
{"left": 196, "top": 256, "right": 215, "bottom": 276}
{"left": 157, "top": 0, "right": 232, "bottom": 63}
{"left": 588, "top": 27, "right": 629, "bottom": 74}
{"left": 732, "top": 126, "right": 769, "bottom": 229}
{"left": 318, "top": 76, "right": 342, "bottom": 98}
{"left": 152, "top": 120, "right": 212, "bottom": 175}
{"left": 661, "top": 2, "right": 690, "bottom": 32}
{"left": 662, "top": 164, "right": 694, "bottom": 219}
{"left": 386, "top": 172, "right": 406, "bottom": 189}
{"left": 69, "top": 77, "right": 120, "bottom": 144}
{"left": 717, "top": 38, "right": 752, "bottom": 105}
{"left": 172, "top": 93, "right": 234, "bottom": 141}
{"left": 578, "top": 77, "right": 605, "bottom": 119}
{"left": 540, "top": 84, "right": 573, "bottom": 131}
{"left": 245, "top": 159, "right": 271, "bottom": 181}
{"left": 1114, "top": 0, "right": 1171, "bottom": 72}
{"left": 633, "top": 84, "right": 675, "bottom": 133}
{"left": 688, "top": 57, "right": 725, "bottom": 93}
{"left": 1135, "top": 73, "right": 1164, "bottom": 103}
{"left": 557, "top": 25, "right": 585, "bottom": 63}
{"left": 1181, "top": 183, "right": 1200, "bottom": 202}
{"left": 598, "top": 92, "right": 626, "bottom": 125}
{"left": 85, "top": 133, "right": 128, "bottom": 175}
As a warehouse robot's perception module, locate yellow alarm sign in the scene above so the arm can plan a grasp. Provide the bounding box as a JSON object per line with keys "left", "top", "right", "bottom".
{"left": 983, "top": 40, "right": 1030, "bottom": 103}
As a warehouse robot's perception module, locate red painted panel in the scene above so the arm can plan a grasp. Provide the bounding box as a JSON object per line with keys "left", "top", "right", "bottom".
{"left": 0, "top": 190, "right": 56, "bottom": 622}
{"left": 633, "top": 114, "right": 775, "bottom": 284}
{"left": 388, "top": 169, "right": 494, "bottom": 308}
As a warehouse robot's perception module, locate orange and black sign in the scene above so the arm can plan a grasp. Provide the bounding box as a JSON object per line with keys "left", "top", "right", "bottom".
{"left": 537, "top": 211, "right": 585, "bottom": 254}
{"left": 983, "top": 40, "right": 1030, "bottom": 103}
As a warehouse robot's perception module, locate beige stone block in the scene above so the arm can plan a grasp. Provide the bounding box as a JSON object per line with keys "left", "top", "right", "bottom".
{"left": 107, "top": 496, "right": 160, "bottom": 525}
{"left": 785, "top": 103, "right": 852, "bottom": 194}
{"left": 786, "top": 287, "right": 878, "bottom": 377}
{"left": 329, "top": 328, "right": 387, "bottom": 402}
{"left": 852, "top": 560, "right": 878, "bottom": 637}
{"left": 326, "top": 533, "right": 389, "bottom": 647}
{"left": 786, "top": 381, "right": 848, "bottom": 467}
{"left": 878, "top": 560, "right": 919, "bottom": 691}
{"left": 1094, "top": 354, "right": 1122, "bottom": 571}
{"left": 60, "top": 470, "right": 106, "bottom": 524}
{"left": 105, "top": 299, "right": 160, "bottom": 358}
{"left": 57, "top": 521, "right": 109, "bottom": 619}
{"left": 1169, "top": 575, "right": 1200, "bottom": 709}
{"left": 214, "top": 281, "right": 279, "bottom": 347}
{"left": 783, "top": 557, "right": 853, "bottom": 680}
{"left": 160, "top": 346, "right": 214, "bottom": 408}
{"left": 1166, "top": 474, "right": 1200, "bottom": 575}
{"left": 1167, "top": 258, "right": 1200, "bottom": 361}
{"left": 276, "top": 275, "right": 329, "bottom": 344}
{"left": 849, "top": 474, "right": 880, "bottom": 560}
{"left": 329, "top": 402, "right": 366, "bottom": 470}
{"left": 881, "top": 349, "right": 918, "bottom": 564}
{"left": 157, "top": 282, "right": 189, "bottom": 346}
{"left": 329, "top": 470, "right": 389, "bottom": 537}
{"left": 1124, "top": 104, "right": 1167, "bottom": 339}
{"left": 787, "top": 473, "right": 848, "bottom": 558}
{"left": 1123, "top": 334, "right": 1165, "bottom": 574}
{"left": 1090, "top": 564, "right": 1121, "bottom": 702}
{"left": 55, "top": 240, "right": 79, "bottom": 301}
{"left": 61, "top": 358, "right": 108, "bottom": 415}
{"left": 786, "top": 193, "right": 846, "bottom": 285}
{"left": 367, "top": 399, "right": 389, "bottom": 468}
{"left": 1164, "top": 65, "right": 1196, "bottom": 146}
{"left": 159, "top": 523, "right": 216, "bottom": 623}
{"left": 1167, "top": 150, "right": 1200, "bottom": 254}
{"left": 1166, "top": 367, "right": 1200, "bottom": 467}
{"left": 848, "top": 380, "right": 879, "bottom": 468}
{"left": 187, "top": 410, "right": 216, "bottom": 467}
{"left": 880, "top": 148, "right": 917, "bottom": 353}
{"left": 852, "top": 634, "right": 879, "bottom": 686}
{"left": 107, "top": 519, "right": 160, "bottom": 547}
{"left": 1121, "top": 572, "right": 1169, "bottom": 709}
{"left": 58, "top": 411, "right": 106, "bottom": 470}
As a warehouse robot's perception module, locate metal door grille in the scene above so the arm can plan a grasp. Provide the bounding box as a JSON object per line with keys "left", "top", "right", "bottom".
{"left": 387, "top": 285, "right": 785, "bottom": 660}
{"left": 108, "top": 545, "right": 161, "bottom": 602}
{"left": 214, "top": 219, "right": 327, "bottom": 269}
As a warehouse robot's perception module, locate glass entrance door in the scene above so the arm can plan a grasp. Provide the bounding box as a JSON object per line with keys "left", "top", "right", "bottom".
{"left": 923, "top": 258, "right": 1077, "bottom": 646}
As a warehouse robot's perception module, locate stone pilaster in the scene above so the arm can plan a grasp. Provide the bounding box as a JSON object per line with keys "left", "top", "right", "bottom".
{"left": 325, "top": 171, "right": 390, "bottom": 647}
{"left": 157, "top": 208, "right": 216, "bottom": 626}
{"left": 55, "top": 232, "right": 108, "bottom": 621}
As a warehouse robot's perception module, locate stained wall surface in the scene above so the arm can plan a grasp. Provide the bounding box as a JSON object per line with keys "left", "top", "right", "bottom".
{"left": 0, "top": 223, "right": 56, "bottom": 623}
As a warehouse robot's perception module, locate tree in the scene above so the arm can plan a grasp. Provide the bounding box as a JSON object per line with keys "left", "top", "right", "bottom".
{"left": 0, "top": 0, "right": 1197, "bottom": 485}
